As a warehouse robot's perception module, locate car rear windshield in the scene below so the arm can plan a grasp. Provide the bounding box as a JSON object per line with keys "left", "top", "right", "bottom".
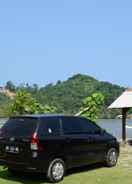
{"left": 0, "top": 117, "right": 38, "bottom": 137}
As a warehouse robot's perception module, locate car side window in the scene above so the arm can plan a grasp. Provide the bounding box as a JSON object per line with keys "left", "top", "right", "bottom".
{"left": 79, "top": 118, "right": 101, "bottom": 134}
{"left": 39, "top": 118, "right": 60, "bottom": 137}
{"left": 62, "top": 117, "right": 84, "bottom": 135}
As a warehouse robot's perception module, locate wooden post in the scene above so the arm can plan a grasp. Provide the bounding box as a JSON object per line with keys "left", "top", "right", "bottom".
{"left": 122, "top": 108, "right": 129, "bottom": 144}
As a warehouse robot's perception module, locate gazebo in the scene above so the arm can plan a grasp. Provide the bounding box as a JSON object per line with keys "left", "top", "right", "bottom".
{"left": 108, "top": 89, "right": 132, "bottom": 143}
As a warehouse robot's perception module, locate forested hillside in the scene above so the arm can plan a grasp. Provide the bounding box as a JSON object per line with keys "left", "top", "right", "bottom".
{"left": 0, "top": 74, "right": 124, "bottom": 118}
{"left": 0, "top": 94, "right": 10, "bottom": 116}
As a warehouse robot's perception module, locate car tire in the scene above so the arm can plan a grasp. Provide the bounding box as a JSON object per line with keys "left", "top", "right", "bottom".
{"left": 105, "top": 148, "right": 118, "bottom": 167}
{"left": 47, "top": 158, "right": 65, "bottom": 183}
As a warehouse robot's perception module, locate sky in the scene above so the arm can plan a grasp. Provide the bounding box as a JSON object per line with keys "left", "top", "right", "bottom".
{"left": 0, "top": 0, "right": 132, "bottom": 87}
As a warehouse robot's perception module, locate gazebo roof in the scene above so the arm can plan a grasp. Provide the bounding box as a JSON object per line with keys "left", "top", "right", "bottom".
{"left": 108, "top": 89, "right": 132, "bottom": 109}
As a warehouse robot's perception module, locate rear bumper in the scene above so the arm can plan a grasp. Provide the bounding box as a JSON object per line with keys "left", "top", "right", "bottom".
{"left": 0, "top": 159, "right": 47, "bottom": 173}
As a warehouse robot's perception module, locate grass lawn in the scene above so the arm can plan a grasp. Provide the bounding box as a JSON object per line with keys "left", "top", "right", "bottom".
{"left": 0, "top": 145, "right": 132, "bottom": 184}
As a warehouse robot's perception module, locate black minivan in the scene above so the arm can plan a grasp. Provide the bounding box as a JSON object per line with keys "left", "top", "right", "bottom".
{"left": 0, "top": 115, "right": 119, "bottom": 182}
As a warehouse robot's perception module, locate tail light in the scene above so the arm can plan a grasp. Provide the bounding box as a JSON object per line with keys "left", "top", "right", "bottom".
{"left": 31, "top": 132, "right": 43, "bottom": 151}
{"left": 31, "top": 132, "right": 38, "bottom": 150}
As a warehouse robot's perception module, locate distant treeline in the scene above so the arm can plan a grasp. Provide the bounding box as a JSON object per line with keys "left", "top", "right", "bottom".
{"left": 0, "top": 74, "right": 124, "bottom": 118}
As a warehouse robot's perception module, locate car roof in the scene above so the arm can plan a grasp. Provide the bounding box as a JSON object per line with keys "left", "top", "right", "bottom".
{"left": 11, "top": 114, "right": 79, "bottom": 119}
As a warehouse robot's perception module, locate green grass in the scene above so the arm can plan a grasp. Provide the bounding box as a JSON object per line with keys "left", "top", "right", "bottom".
{"left": 0, "top": 145, "right": 132, "bottom": 184}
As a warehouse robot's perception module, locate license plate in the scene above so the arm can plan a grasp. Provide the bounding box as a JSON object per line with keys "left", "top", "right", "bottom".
{"left": 5, "top": 146, "right": 19, "bottom": 154}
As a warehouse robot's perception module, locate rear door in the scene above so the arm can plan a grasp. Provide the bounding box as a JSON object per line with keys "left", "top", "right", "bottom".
{"left": 0, "top": 117, "right": 38, "bottom": 163}
{"left": 37, "top": 117, "right": 64, "bottom": 162}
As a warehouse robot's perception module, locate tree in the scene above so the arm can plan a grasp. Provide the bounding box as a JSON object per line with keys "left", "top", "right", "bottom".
{"left": 9, "top": 90, "right": 56, "bottom": 115}
{"left": 0, "top": 94, "right": 11, "bottom": 117}
{"left": 5, "top": 81, "right": 16, "bottom": 92}
{"left": 41, "top": 104, "right": 57, "bottom": 113}
{"left": 76, "top": 93, "right": 104, "bottom": 122}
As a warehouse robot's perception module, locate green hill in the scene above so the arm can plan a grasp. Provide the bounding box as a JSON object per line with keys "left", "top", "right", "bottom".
{"left": 29, "top": 74, "right": 124, "bottom": 118}
{"left": 0, "top": 74, "right": 124, "bottom": 118}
